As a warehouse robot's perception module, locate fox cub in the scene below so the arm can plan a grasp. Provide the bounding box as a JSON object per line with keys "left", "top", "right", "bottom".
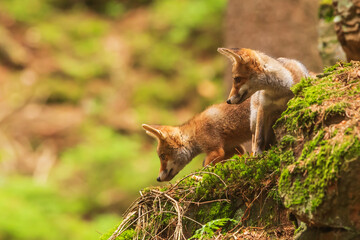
{"left": 218, "top": 48, "right": 309, "bottom": 154}
{"left": 142, "top": 100, "right": 251, "bottom": 182}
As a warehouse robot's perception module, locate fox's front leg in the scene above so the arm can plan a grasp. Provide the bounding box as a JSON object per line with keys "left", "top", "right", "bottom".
{"left": 264, "top": 114, "right": 276, "bottom": 149}
{"left": 203, "top": 148, "right": 225, "bottom": 166}
{"left": 253, "top": 106, "right": 266, "bottom": 155}
{"left": 251, "top": 133, "right": 256, "bottom": 154}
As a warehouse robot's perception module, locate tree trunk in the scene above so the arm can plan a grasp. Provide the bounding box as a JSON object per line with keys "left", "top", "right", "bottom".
{"left": 333, "top": 0, "right": 360, "bottom": 61}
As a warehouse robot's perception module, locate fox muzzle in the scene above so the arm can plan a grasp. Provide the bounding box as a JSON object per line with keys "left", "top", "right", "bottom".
{"left": 227, "top": 90, "right": 249, "bottom": 105}
{"left": 157, "top": 168, "right": 174, "bottom": 182}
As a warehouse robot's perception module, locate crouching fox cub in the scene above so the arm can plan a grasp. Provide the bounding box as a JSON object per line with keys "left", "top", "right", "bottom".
{"left": 142, "top": 100, "right": 251, "bottom": 182}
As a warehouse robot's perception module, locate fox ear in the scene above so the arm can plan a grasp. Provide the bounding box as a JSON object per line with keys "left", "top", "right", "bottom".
{"left": 217, "top": 48, "right": 248, "bottom": 64}
{"left": 142, "top": 124, "right": 165, "bottom": 140}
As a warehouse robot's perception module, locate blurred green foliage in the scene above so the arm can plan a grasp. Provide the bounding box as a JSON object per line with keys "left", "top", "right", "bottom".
{"left": 0, "top": 0, "right": 227, "bottom": 239}
{"left": 0, "top": 177, "right": 120, "bottom": 240}
{"left": 0, "top": 0, "right": 54, "bottom": 23}
{"left": 54, "top": 125, "right": 159, "bottom": 213}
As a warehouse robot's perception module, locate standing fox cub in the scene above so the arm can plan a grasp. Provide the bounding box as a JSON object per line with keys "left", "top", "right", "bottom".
{"left": 218, "top": 48, "right": 309, "bottom": 154}
{"left": 142, "top": 100, "right": 251, "bottom": 182}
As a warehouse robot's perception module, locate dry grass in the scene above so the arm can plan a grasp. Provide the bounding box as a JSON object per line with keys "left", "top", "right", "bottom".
{"left": 107, "top": 163, "right": 290, "bottom": 240}
{"left": 108, "top": 171, "right": 231, "bottom": 240}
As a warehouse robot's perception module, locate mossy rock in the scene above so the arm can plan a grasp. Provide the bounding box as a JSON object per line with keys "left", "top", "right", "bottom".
{"left": 275, "top": 61, "right": 360, "bottom": 239}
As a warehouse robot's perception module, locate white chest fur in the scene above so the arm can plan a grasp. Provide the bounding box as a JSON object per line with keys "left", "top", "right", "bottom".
{"left": 260, "top": 92, "right": 289, "bottom": 110}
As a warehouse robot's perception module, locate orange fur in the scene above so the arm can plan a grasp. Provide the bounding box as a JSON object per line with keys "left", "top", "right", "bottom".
{"left": 143, "top": 100, "right": 251, "bottom": 182}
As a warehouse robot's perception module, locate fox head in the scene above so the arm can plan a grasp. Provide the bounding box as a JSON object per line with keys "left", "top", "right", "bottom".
{"left": 142, "top": 124, "right": 191, "bottom": 182}
{"left": 218, "top": 48, "right": 263, "bottom": 104}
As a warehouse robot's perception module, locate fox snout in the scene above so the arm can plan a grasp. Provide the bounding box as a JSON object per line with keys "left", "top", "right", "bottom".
{"left": 227, "top": 89, "right": 249, "bottom": 104}
{"left": 157, "top": 168, "right": 174, "bottom": 182}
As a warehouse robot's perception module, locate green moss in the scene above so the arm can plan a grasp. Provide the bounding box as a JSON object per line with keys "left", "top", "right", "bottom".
{"left": 188, "top": 147, "right": 285, "bottom": 203}
{"left": 196, "top": 202, "right": 233, "bottom": 224}
{"left": 280, "top": 135, "right": 359, "bottom": 212}
{"left": 276, "top": 63, "right": 358, "bottom": 134}
{"left": 99, "top": 226, "right": 120, "bottom": 240}
{"left": 323, "top": 63, "right": 340, "bottom": 74}
{"left": 278, "top": 169, "right": 291, "bottom": 194}
{"left": 102, "top": 228, "right": 135, "bottom": 240}
{"left": 190, "top": 218, "right": 238, "bottom": 239}
{"left": 117, "top": 229, "right": 136, "bottom": 240}
{"left": 324, "top": 102, "right": 349, "bottom": 118}
{"left": 276, "top": 62, "right": 360, "bottom": 215}
{"left": 280, "top": 135, "right": 296, "bottom": 147}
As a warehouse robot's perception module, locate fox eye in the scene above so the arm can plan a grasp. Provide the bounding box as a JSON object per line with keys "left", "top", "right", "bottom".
{"left": 159, "top": 154, "right": 166, "bottom": 160}
{"left": 234, "top": 77, "right": 242, "bottom": 83}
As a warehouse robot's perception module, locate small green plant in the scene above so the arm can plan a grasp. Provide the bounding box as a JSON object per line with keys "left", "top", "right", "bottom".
{"left": 190, "top": 218, "right": 238, "bottom": 239}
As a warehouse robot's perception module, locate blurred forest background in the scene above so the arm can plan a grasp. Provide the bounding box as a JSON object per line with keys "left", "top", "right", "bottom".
{"left": 0, "top": 0, "right": 227, "bottom": 239}
{"left": 0, "top": 0, "right": 345, "bottom": 239}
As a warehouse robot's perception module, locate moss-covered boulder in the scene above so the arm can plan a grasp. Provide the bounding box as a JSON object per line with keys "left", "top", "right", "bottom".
{"left": 276, "top": 61, "right": 360, "bottom": 239}
{"left": 102, "top": 62, "right": 360, "bottom": 240}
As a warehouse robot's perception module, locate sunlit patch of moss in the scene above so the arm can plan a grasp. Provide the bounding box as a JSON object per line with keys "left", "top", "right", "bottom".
{"left": 323, "top": 63, "right": 340, "bottom": 74}
{"left": 99, "top": 226, "right": 116, "bottom": 240}
{"left": 191, "top": 148, "right": 283, "bottom": 201}
{"left": 117, "top": 229, "right": 136, "bottom": 240}
{"left": 320, "top": 62, "right": 353, "bottom": 77}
